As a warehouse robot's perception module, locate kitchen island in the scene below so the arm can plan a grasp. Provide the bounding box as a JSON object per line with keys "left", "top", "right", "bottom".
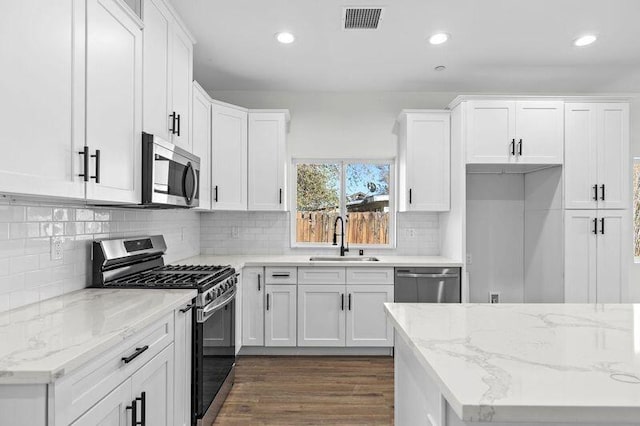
{"left": 384, "top": 303, "right": 640, "bottom": 426}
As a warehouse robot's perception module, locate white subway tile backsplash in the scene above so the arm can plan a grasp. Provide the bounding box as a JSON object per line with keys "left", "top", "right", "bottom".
{"left": 0, "top": 199, "right": 200, "bottom": 313}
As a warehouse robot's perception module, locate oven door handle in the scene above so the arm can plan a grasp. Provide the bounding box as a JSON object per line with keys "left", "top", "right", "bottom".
{"left": 197, "top": 287, "right": 236, "bottom": 323}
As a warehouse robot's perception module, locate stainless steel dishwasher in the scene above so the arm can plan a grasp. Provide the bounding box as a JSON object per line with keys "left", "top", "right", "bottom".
{"left": 394, "top": 267, "right": 461, "bottom": 303}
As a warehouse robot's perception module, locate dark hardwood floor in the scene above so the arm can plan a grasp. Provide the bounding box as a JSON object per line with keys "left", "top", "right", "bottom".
{"left": 213, "top": 356, "right": 394, "bottom": 425}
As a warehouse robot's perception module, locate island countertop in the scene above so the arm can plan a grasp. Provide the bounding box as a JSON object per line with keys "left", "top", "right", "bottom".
{"left": 384, "top": 303, "right": 640, "bottom": 424}
{"left": 0, "top": 288, "right": 196, "bottom": 384}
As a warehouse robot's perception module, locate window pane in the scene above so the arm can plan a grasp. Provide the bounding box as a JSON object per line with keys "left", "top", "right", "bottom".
{"left": 296, "top": 163, "right": 340, "bottom": 243}
{"left": 345, "top": 163, "right": 390, "bottom": 245}
{"left": 634, "top": 161, "right": 640, "bottom": 257}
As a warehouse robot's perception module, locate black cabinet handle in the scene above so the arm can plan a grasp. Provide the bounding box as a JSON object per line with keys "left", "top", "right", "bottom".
{"left": 593, "top": 184, "right": 598, "bottom": 201}
{"left": 136, "top": 392, "right": 146, "bottom": 426}
{"left": 348, "top": 293, "right": 352, "bottom": 310}
{"left": 271, "top": 273, "right": 290, "bottom": 278}
{"left": 214, "top": 185, "right": 219, "bottom": 202}
{"left": 90, "top": 149, "right": 101, "bottom": 183}
{"left": 341, "top": 294, "right": 344, "bottom": 311}
{"left": 510, "top": 139, "right": 515, "bottom": 156}
{"left": 266, "top": 293, "right": 270, "bottom": 311}
{"left": 600, "top": 184, "right": 605, "bottom": 201}
{"left": 257, "top": 274, "right": 261, "bottom": 291}
{"left": 126, "top": 399, "right": 139, "bottom": 425}
{"left": 176, "top": 114, "right": 181, "bottom": 136}
{"left": 279, "top": 188, "right": 283, "bottom": 204}
{"left": 78, "top": 146, "right": 89, "bottom": 182}
{"left": 409, "top": 189, "right": 412, "bottom": 204}
{"left": 179, "top": 303, "right": 193, "bottom": 313}
{"left": 592, "top": 218, "right": 598, "bottom": 234}
{"left": 169, "top": 112, "right": 177, "bottom": 134}
{"left": 600, "top": 217, "right": 605, "bottom": 235}
{"left": 121, "top": 345, "right": 149, "bottom": 364}
{"left": 518, "top": 139, "right": 523, "bottom": 156}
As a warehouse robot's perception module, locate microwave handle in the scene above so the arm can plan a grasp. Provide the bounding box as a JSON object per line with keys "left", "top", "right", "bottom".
{"left": 183, "top": 162, "right": 198, "bottom": 205}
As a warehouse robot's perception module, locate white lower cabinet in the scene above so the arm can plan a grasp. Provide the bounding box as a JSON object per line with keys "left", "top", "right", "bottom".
{"left": 71, "top": 380, "right": 131, "bottom": 426}
{"left": 346, "top": 285, "right": 394, "bottom": 347}
{"left": 173, "top": 303, "right": 192, "bottom": 426}
{"left": 564, "top": 210, "right": 629, "bottom": 303}
{"left": 298, "top": 285, "right": 346, "bottom": 347}
{"left": 242, "top": 267, "right": 265, "bottom": 346}
{"left": 130, "top": 344, "right": 174, "bottom": 426}
{"left": 265, "top": 285, "right": 297, "bottom": 347}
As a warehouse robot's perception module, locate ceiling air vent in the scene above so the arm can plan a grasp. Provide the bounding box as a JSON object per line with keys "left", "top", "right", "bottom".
{"left": 343, "top": 7, "right": 384, "bottom": 30}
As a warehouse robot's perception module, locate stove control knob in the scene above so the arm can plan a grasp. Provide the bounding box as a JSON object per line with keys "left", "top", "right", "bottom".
{"left": 205, "top": 293, "right": 213, "bottom": 302}
{"left": 217, "top": 288, "right": 222, "bottom": 296}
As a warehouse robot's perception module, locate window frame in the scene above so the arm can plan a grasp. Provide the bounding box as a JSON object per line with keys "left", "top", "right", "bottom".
{"left": 290, "top": 158, "right": 396, "bottom": 249}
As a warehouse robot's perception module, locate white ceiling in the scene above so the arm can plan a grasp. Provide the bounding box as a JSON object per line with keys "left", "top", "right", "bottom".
{"left": 171, "top": 0, "right": 640, "bottom": 92}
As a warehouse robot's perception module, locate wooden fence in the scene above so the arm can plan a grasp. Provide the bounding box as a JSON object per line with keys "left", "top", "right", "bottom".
{"left": 296, "top": 211, "right": 389, "bottom": 244}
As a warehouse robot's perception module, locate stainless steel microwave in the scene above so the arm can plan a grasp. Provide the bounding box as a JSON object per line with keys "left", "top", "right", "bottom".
{"left": 142, "top": 132, "right": 200, "bottom": 208}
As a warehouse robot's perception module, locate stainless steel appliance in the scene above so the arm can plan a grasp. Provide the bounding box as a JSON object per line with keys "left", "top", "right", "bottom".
{"left": 92, "top": 235, "right": 237, "bottom": 425}
{"left": 142, "top": 132, "right": 200, "bottom": 208}
{"left": 394, "top": 267, "right": 461, "bottom": 303}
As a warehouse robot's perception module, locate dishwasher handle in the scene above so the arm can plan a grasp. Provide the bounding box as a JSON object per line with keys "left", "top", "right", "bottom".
{"left": 395, "top": 273, "right": 459, "bottom": 279}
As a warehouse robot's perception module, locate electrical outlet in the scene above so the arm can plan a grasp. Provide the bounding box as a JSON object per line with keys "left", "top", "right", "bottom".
{"left": 466, "top": 253, "right": 472, "bottom": 265}
{"left": 406, "top": 228, "right": 415, "bottom": 237}
{"left": 231, "top": 226, "right": 240, "bottom": 239}
{"left": 489, "top": 292, "right": 500, "bottom": 304}
{"left": 51, "top": 237, "right": 63, "bottom": 260}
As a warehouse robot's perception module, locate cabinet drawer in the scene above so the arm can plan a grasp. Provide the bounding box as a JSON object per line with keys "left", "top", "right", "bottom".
{"left": 298, "top": 267, "right": 346, "bottom": 285}
{"left": 346, "top": 268, "right": 394, "bottom": 285}
{"left": 265, "top": 267, "right": 297, "bottom": 284}
{"left": 54, "top": 313, "right": 174, "bottom": 425}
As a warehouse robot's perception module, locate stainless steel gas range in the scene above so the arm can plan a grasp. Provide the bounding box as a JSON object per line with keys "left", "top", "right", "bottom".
{"left": 92, "top": 235, "right": 236, "bottom": 425}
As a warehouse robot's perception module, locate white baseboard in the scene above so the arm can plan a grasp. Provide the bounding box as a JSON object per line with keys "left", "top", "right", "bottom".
{"left": 238, "top": 346, "right": 393, "bottom": 356}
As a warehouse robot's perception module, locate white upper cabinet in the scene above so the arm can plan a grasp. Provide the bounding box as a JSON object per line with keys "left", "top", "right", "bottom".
{"left": 466, "top": 100, "right": 563, "bottom": 164}
{"left": 565, "top": 103, "right": 629, "bottom": 209}
{"left": 84, "top": 0, "right": 143, "bottom": 204}
{"left": 0, "top": 1, "right": 86, "bottom": 199}
{"left": 248, "top": 111, "right": 289, "bottom": 211}
{"left": 142, "top": 0, "right": 194, "bottom": 151}
{"left": 192, "top": 82, "right": 212, "bottom": 210}
{"left": 211, "top": 102, "right": 248, "bottom": 211}
{"left": 397, "top": 110, "right": 450, "bottom": 212}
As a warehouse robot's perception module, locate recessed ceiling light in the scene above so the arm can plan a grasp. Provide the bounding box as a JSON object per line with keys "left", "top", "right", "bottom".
{"left": 276, "top": 32, "right": 295, "bottom": 44}
{"left": 429, "top": 33, "right": 450, "bottom": 45}
{"left": 434, "top": 65, "right": 446, "bottom": 71}
{"left": 573, "top": 34, "right": 597, "bottom": 47}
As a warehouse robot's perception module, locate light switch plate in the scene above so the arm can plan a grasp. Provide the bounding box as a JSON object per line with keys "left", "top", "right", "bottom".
{"left": 489, "top": 292, "right": 500, "bottom": 304}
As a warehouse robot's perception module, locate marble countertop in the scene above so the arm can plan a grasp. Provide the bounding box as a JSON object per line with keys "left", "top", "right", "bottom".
{"left": 385, "top": 303, "right": 640, "bottom": 423}
{"left": 0, "top": 288, "right": 196, "bottom": 384}
{"left": 176, "top": 254, "right": 462, "bottom": 270}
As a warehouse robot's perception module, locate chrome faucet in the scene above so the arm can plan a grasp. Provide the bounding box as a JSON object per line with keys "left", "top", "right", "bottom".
{"left": 332, "top": 216, "right": 349, "bottom": 256}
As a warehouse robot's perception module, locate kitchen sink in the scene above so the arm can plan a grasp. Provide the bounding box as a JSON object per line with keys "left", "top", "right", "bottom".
{"left": 309, "top": 256, "right": 379, "bottom": 262}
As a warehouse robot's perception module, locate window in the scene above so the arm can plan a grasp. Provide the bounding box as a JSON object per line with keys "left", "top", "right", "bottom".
{"left": 293, "top": 160, "right": 394, "bottom": 247}
{"left": 634, "top": 158, "right": 640, "bottom": 260}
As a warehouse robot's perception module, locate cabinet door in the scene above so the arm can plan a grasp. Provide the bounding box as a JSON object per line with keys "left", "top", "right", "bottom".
{"left": 192, "top": 84, "right": 212, "bottom": 210}
{"left": 596, "top": 211, "right": 629, "bottom": 303}
{"left": 85, "top": 0, "right": 142, "bottom": 203}
{"left": 466, "top": 100, "right": 516, "bottom": 164}
{"left": 298, "top": 285, "right": 345, "bottom": 347}
{"left": 564, "top": 210, "right": 597, "bottom": 303}
{"left": 248, "top": 113, "right": 287, "bottom": 211}
{"left": 346, "top": 285, "right": 394, "bottom": 347}
{"left": 597, "top": 103, "right": 629, "bottom": 209}
{"left": 173, "top": 304, "right": 192, "bottom": 426}
{"left": 403, "top": 112, "right": 450, "bottom": 211}
{"left": 212, "top": 104, "right": 248, "bottom": 210}
{"left": 265, "top": 285, "right": 297, "bottom": 347}
{"left": 515, "top": 101, "right": 564, "bottom": 164}
{"left": 71, "top": 380, "right": 131, "bottom": 426}
{"left": 0, "top": 0, "right": 85, "bottom": 199}
{"left": 564, "top": 103, "right": 598, "bottom": 209}
{"left": 131, "top": 344, "right": 174, "bottom": 426}
{"left": 142, "top": 0, "right": 171, "bottom": 141}
{"left": 242, "top": 267, "right": 264, "bottom": 346}
{"left": 169, "top": 24, "right": 193, "bottom": 152}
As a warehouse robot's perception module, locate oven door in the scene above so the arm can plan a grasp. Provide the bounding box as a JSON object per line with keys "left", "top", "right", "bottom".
{"left": 142, "top": 132, "right": 200, "bottom": 208}
{"left": 193, "top": 287, "right": 236, "bottom": 425}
